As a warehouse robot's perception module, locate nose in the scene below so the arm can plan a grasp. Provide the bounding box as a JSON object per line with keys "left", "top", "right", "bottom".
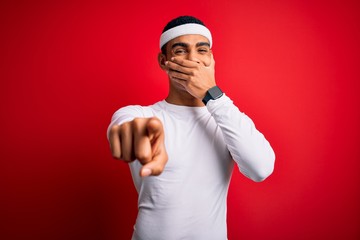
{"left": 187, "top": 50, "right": 200, "bottom": 63}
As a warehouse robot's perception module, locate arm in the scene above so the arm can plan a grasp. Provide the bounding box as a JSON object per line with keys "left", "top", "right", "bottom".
{"left": 207, "top": 95, "right": 275, "bottom": 182}
{"left": 166, "top": 54, "right": 275, "bottom": 181}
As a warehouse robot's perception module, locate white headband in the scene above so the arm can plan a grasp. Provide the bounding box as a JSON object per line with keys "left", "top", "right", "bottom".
{"left": 159, "top": 23, "right": 212, "bottom": 49}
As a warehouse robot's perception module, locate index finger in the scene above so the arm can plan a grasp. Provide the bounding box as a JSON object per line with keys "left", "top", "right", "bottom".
{"left": 170, "top": 57, "right": 199, "bottom": 68}
{"left": 146, "top": 117, "right": 164, "bottom": 142}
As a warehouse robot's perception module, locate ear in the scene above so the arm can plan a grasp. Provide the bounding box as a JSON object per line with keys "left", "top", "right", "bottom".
{"left": 158, "top": 53, "right": 167, "bottom": 70}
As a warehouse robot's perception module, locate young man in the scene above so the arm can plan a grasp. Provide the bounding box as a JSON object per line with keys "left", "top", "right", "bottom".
{"left": 107, "top": 16, "right": 275, "bottom": 240}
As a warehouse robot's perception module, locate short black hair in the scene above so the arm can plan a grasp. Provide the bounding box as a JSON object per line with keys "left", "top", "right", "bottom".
{"left": 161, "top": 16, "right": 206, "bottom": 54}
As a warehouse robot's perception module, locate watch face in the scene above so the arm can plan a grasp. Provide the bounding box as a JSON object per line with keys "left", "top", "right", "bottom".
{"left": 202, "top": 86, "right": 224, "bottom": 105}
{"left": 209, "top": 86, "right": 223, "bottom": 99}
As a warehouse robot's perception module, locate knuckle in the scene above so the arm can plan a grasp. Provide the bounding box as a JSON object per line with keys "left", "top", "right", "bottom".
{"left": 122, "top": 154, "right": 132, "bottom": 162}
{"left": 132, "top": 118, "right": 140, "bottom": 125}
{"left": 149, "top": 116, "right": 161, "bottom": 124}
{"left": 112, "top": 154, "right": 121, "bottom": 160}
{"left": 137, "top": 158, "right": 151, "bottom": 166}
{"left": 132, "top": 118, "right": 143, "bottom": 130}
{"left": 133, "top": 117, "right": 141, "bottom": 123}
{"left": 109, "top": 125, "right": 119, "bottom": 135}
{"left": 135, "top": 151, "right": 150, "bottom": 163}
{"left": 111, "top": 150, "right": 121, "bottom": 159}
{"left": 148, "top": 117, "right": 163, "bottom": 130}
{"left": 119, "top": 122, "right": 130, "bottom": 132}
{"left": 123, "top": 158, "right": 133, "bottom": 163}
{"left": 121, "top": 149, "right": 135, "bottom": 162}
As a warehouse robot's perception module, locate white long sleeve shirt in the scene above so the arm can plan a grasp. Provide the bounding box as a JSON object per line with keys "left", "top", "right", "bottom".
{"left": 107, "top": 94, "right": 275, "bottom": 240}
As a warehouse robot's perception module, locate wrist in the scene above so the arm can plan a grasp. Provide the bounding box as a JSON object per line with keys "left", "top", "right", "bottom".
{"left": 202, "top": 86, "right": 224, "bottom": 105}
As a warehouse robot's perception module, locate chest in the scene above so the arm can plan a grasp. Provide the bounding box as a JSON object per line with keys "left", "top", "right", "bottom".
{"left": 159, "top": 113, "right": 230, "bottom": 175}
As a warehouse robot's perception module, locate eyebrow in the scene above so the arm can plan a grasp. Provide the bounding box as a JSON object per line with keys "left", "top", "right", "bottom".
{"left": 171, "top": 42, "right": 188, "bottom": 49}
{"left": 196, "top": 42, "right": 210, "bottom": 48}
{"left": 171, "top": 42, "right": 210, "bottom": 49}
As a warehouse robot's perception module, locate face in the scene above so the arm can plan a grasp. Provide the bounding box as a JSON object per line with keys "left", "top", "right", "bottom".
{"left": 164, "top": 34, "right": 212, "bottom": 66}
{"left": 158, "top": 34, "right": 214, "bottom": 99}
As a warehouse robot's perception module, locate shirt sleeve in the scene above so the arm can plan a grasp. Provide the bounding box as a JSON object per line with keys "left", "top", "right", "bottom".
{"left": 106, "top": 105, "right": 147, "bottom": 140}
{"left": 206, "top": 94, "right": 275, "bottom": 182}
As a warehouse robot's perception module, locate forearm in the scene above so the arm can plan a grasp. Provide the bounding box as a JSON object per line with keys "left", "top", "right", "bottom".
{"left": 206, "top": 94, "right": 275, "bottom": 182}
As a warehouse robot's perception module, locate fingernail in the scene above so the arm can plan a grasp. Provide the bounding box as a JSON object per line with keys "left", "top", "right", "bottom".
{"left": 142, "top": 168, "right": 152, "bottom": 177}
{"left": 165, "top": 61, "right": 169, "bottom": 65}
{"left": 171, "top": 57, "right": 174, "bottom": 61}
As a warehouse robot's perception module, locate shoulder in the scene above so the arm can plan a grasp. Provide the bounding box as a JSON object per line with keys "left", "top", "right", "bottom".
{"left": 111, "top": 105, "right": 149, "bottom": 120}
{"left": 112, "top": 105, "right": 146, "bottom": 116}
{"left": 111, "top": 101, "right": 164, "bottom": 120}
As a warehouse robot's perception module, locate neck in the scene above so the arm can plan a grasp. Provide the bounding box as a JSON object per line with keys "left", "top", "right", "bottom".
{"left": 165, "top": 88, "right": 204, "bottom": 107}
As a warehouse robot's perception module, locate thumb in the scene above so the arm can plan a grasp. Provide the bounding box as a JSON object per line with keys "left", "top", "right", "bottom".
{"left": 140, "top": 149, "right": 168, "bottom": 177}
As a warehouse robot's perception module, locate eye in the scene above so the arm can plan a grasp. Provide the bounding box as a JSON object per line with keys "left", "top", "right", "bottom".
{"left": 174, "top": 48, "right": 187, "bottom": 55}
{"left": 198, "top": 48, "right": 209, "bottom": 54}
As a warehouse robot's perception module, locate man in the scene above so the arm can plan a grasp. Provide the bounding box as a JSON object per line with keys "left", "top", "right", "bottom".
{"left": 107, "top": 16, "right": 275, "bottom": 240}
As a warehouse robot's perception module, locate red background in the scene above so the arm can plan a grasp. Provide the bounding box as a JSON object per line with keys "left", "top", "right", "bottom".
{"left": 1, "top": 0, "right": 359, "bottom": 239}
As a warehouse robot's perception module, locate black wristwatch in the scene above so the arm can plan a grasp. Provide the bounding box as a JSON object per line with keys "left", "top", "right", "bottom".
{"left": 202, "top": 86, "right": 224, "bottom": 105}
